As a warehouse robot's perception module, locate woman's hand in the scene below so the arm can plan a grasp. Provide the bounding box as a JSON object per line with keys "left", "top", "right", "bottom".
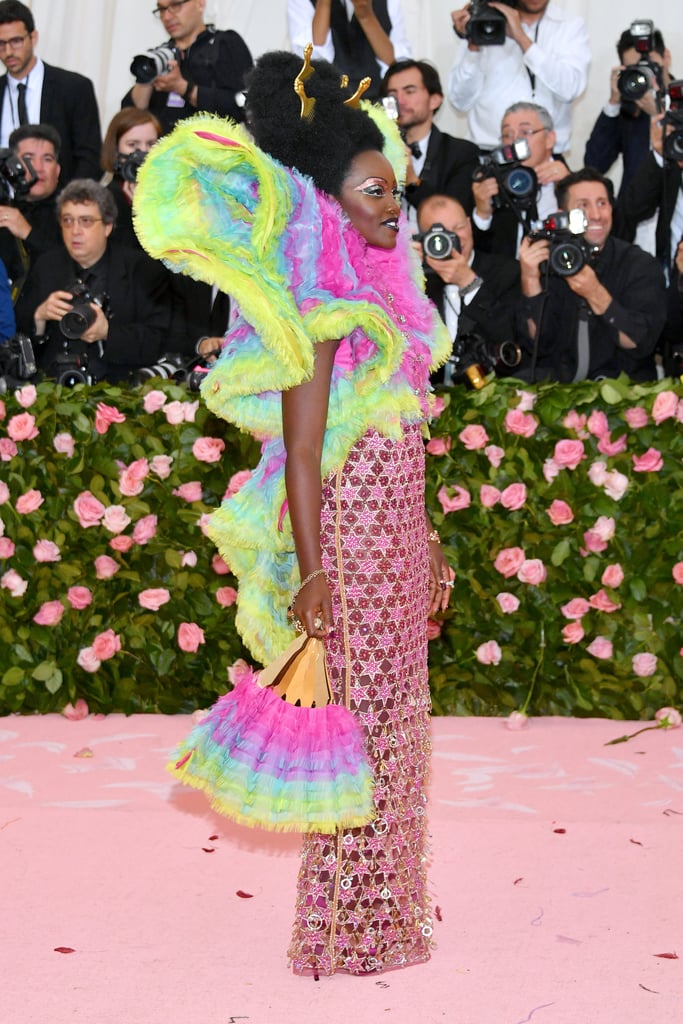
{"left": 291, "top": 574, "right": 334, "bottom": 638}
{"left": 428, "top": 537, "right": 456, "bottom": 615}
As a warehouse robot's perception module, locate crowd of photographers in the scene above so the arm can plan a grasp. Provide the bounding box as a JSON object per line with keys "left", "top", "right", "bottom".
{"left": 0, "top": 0, "right": 682, "bottom": 393}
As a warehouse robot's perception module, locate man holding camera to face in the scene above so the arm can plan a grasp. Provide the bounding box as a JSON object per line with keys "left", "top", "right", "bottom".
{"left": 517, "top": 167, "right": 666, "bottom": 383}
{"left": 15, "top": 179, "right": 170, "bottom": 384}
{"left": 447, "top": 0, "right": 590, "bottom": 156}
{"left": 122, "top": 0, "right": 253, "bottom": 136}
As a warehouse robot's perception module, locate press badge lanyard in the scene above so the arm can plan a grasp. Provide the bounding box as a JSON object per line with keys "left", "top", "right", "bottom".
{"left": 525, "top": 19, "right": 542, "bottom": 95}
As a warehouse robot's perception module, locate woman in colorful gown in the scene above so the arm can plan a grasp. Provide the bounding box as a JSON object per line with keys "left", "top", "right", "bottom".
{"left": 134, "top": 48, "right": 455, "bottom": 976}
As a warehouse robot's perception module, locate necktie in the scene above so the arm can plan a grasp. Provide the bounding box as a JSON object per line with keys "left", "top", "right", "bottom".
{"left": 409, "top": 141, "right": 421, "bottom": 159}
{"left": 17, "top": 82, "right": 28, "bottom": 125}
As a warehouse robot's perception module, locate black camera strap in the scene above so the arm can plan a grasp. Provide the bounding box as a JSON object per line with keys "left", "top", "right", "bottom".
{"left": 524, "top": 18, "right": 543, "bottom": 95}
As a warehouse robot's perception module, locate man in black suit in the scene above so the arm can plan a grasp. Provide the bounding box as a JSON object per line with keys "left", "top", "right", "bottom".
{"left": 16, "top": 179, "right": 170, "bottom": 384}
{"left": 381, "top": 59, "right": 479, "bottom": 224}
{"left": 416, "top": 193, "right": 521, "bottom": 386}
{"left": 0, "top": 1, "right": 101, "bottom": 183}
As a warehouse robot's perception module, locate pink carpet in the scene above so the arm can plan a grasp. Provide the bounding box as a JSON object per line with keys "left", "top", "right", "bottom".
{"left": 1, "top": 713, "right": 681, "bottom": 1024}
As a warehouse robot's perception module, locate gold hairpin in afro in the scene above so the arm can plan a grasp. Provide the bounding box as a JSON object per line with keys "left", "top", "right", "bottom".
{"left": 294, "top": 45, "right": 373, "bottom": 119}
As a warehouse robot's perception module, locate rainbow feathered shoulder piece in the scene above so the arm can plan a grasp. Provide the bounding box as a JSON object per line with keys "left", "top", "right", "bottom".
{"left": 134, "top": 112, "right": 450, "bottom": 663}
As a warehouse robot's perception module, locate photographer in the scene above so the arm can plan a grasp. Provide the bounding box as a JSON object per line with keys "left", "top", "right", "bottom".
{"left": 122, "top": 0, "right": 253, "bottom": 136}
{"left": 660, "top": 239, "right": 683, "bottom": 376}
{"left": 15, "top": 179, "right": 170, "bottom": 384}
{"left": 101, "top": 109, "right": 161, "bottom": 250}
{"left": 517, "top": 167, "right": 666, "bottom": 382}
{"left": 447, "top": 0, "right": 590, "bottom": 154}
{"left": 584, "top": 23, "right": 672, "bottom": 196}
{"left": 472, "top": 102, "right": 568, "bottom": 257}
{"left": 416, "top": 193, "right": 520, "bottom": 386}
{"left": 0, "top": 123, "right": 62, "bottom": 295}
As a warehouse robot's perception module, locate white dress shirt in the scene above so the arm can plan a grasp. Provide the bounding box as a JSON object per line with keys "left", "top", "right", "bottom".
{"left": 0, "top": 58, "right": 45, "bottom": 147}
{"left": 287, "top": 0, "right": 412, "bottom": 76}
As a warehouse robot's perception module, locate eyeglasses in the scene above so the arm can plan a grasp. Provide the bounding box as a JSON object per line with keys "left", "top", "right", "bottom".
{"left": 60, "top": 216, "right": 103, "bottom": 229}
{"left": 500, "top": 127, "right": 547, "bottom": 144}
{"left": 152, "top": 0, "right": 192, "bottom": 17}
{"left": 0, "top": 34, "right": 29, "bottom": 51}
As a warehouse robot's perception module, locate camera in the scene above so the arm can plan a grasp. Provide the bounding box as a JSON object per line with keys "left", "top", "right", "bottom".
{"left": 465, "top": 0, "right": 517, "bottom": 47}
{"left": 130, "top": 45, "right": 178, "bottom": 85}
{"left": 473, "top": 138, "right": 538, "bottom": 214}
{"left": 130, "top": 352, "right": 212, "bottom": 391}
{"left": 113, "top": 149, "right": 147, "bottom": 183}
{"left": 0, "top": 332, "right": 37, "bottom": 393}
{"left": 412, "top": 223, "right": 461, "bottom": 260}
{"left": 617, "top": 21, "right": 663, "bottom": 103}
{"left": 0, "top": 147, "right": 37, "bottom": 204}
{"left": 528, "top": 209, "right": 599, "bottom": 277}
{"left": 53, "top": 350, "right": 93, "bottom": 388}
{"left": 663, "top": 80, "right": 683, "bottom": 162}
{"left": 60, "top": 283, "right": 111, "bottom": 341}
{"left": 445, "top": 332, "right": 521, "bottom": 389}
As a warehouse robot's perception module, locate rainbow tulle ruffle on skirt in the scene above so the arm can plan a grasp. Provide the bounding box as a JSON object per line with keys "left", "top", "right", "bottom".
{"left": 167, "top": 635, "right": 375, "bottom": 833}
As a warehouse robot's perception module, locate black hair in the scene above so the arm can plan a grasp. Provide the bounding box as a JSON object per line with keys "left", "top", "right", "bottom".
{"left": 9, "top": 123, "right": 61, "bottom": 160}
{"left": 555, "top": 167, "right": 616, "bottom": 211}
{"left": 244, "top": 50, "right": 385, "bottom": 197}
{"left": 57, "top": 179, "right": 118, "bottom": 226}
{"left": 0, "top": 0, "right": 34, "bottom": 31}
{"left": 381, "top": 59, "right": 443, "bottom": 98}
{"left": 617, "top": 26, "right": 665, "bottom": 62}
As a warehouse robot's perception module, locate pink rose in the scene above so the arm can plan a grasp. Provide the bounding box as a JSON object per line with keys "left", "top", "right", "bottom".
{"left": 587, "top": 410, "right": 609, "bottom": 438}
{"left": 109, "top": 535, "right": 134, "bottom": 552}
{"left": 589, "top": 589, "right": 621, "bottom": 613}
{"left": 94, "top": 555, "right": 119, "bottom": 579}
{"left": 505, "top": 710, "right": 529, "bottom": 730}
{"left": 603, "top": 470, "right": 629, "bottom": 501}
{"left": 228, "top": 658, "right": 257, "bottom": 687}
{"left": 7, "top": 411, "right": 38, "bottom": 442}
{"left": 426, "top": 618, "right": 442, "bottom": 641}
{"left": 494, "top": 547, "right": 526, "bottom": 578}
{"left": 500, "top": 483, "right": 527, "bottom": 511}
{"left": 77, "top": 647, "right": 101, "bottom": 673}
{"left": 561, "top": 598, "right": 590, "bottom": 620}
{"left": 0, "top": 480, "right": 8, "bottom": 504}
{"left": 655, "top": 707, "right": 682, "bottom": 728}
{"left": 16, "top": 489, "right": 44, "bottom": 514}
{"left": 431, "top": 395, "right": 446, "bottom": 418}
{"left": 211, "top": 554, "right": 231, "bottom": 575}
{"left": 485, "top": 444, "right": 504, "bottom": 468}
{"left": 476, "top": 640, "right": 502, "bottom": 665}
{"left": 33, "top": 600, "right": 65, "bottom": 626}
{"left": 651, "top": 390, "right": 678, "bottom": 425}
{"left": 226, "top": 470, "right": 252, "bottom": 497}
{"left": 480, "top": 485, "right": 500, "bottom": 508}
{"left": 563, "top": 410, "right": 586, "bottom": 433}
{"left": 624, "top": 406, "right": 648, "bottom": 429}
{"left": 515, "top": 389, "right": 536, "bottom": 412}
{"left": 673, "top": 562, "right": 683, "bottom": 585}
{"left": 180, "top": 550, "right": 197, "bottom": 567}
{"left": 118, "top": 469, "right": 144, "bottom": 497}
{"left": 586, "top": 636, "right": 613, "bottom": 659}
{"left": 601, "top": 563, "right": 624, "bottom": 588}
{"left": 127, "top": 458, "right": 150, "bottom": 482}
{"left": 102, "top": 505, "right": 132, "bottom": 534}
{"left": 163, "top": 400, "right": 186, "bottom": 425}
{"left": 591, "top": 516, "right": 616, "bottom": 542}
{"left": 138, "top": 588, "right": 171, "bottom": 611}
{"left": 0, "top": 537, "right": 15, "bottom": 558}
{"left": 437, "top": 484, "right": 471, "bottom": 513}
{"left": 150, "top": 454, "right": 173, "bottom": 479}
{"left": 632, "top": 652, "right": 657, "bottom": 677}
{"left": 426, "top": 436, "right": 451, "bottom": 456}
{"left": 459, "top": 424, "right": 489, "bottom": 450}
{"left": 182, "top": 401, "right": 199, "bottom": 422}
{"left": 192, "top": 436, "right": 226, "bottom": 463}
{"left": 588, "top": 461, "right": 608, "bottom": 486}
{"left": 62, "top": 698, "right": 89, "bottom": 720}
{"left": 143, "top": 389, "right": 167, "bottom": 413}
{"left": 504, "top": 409, "right": 537, "bottom": 437}
{"left": 553, "top": 439, "right": 585, "bottom": 470}
{"left": 33, "top": 540, "right": 61, "bottom": 562}
{"left": 546, "top": 500, "right": 574, "bottom": 526}
{"left": 632, "top": 448, "right": 663, "bottom": 473}
{"left": 94, "top": 402, "right": 126, "bottom": 435}
{"left": 215, "top": 585, "right": 238, "bottom": 607}
{"left": 173, "top": 481, "right": 203, "bottom": 503}
{"left": 517, "top": 559, "right": 546, "bottom": 585}
{"left": 177, "top": 622, "right": 205, "bottom": 653}
{"left": 1, "top": 568, "right": 27, "bottom": 596}
{"left": 53, "top": 432, "right": 75, "bottom": 457}
{"left": 132, "top": 514, "right": 157, "bottom": 545}
{"left": 562, "top": 622, "right": 584, "bottom": 644}
{"left": 91, "top": 629, "right": 121, "bottom": 661}
{"left": 15, "top": 383, "right": 37, "bottom": 408}
{"left": 0, "top": 438, "right": 18, "bottom": 461}
{"left": 496, "top": 592, "right": 520, "bottom": 614}
{"left": 583, "top": 533, "right": 607, "bottom": 554}
{"left": 542, "top": 458, "right": 560, "bottom": 483}
{"left": 597, "top": 433, "right": 628, "bottom": 457}
{"left": 197, "top": 513, "right": 212, "bottom": 537}
{"left": 73, "top": 491, "right": 106, "bottom": 528}
{"left": 67, "top": 586, "right": 92, "bottom": 609}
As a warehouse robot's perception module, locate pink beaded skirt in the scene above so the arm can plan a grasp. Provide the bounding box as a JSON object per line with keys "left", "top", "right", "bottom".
{"left": 287, "top": 425, "right": 433, "bottom": 975}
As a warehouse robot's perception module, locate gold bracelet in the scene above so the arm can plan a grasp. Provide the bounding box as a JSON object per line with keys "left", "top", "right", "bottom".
{"left": 292, "top": 568, "right": 327, "bottom": 603}
{"left": 428, "top": 530, "right": 440, "bottom": 544}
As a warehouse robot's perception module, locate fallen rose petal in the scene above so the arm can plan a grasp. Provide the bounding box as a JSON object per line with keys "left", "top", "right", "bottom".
{"left": 236, "top": 890, "right": 254, "bottom": 898}
{"left": 653, "top": 952, "right": 679, "bottom": 959}
{"left": 62, "top": 698, "right": 89, "bottom": 721}
{"left": 202, "top": 847, "right": 216, "bottom": 853}
{"left": 73, "top": 747, "right": 94, "bottom": 758}
{"left": 54, "top": 947, "right": 76, "bottom": 954}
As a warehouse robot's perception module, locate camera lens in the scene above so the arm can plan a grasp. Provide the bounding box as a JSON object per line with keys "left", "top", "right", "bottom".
{"left": 549, "top": 242, "right": 584, "bottom": 277}
{"left": 504, "top": 167, "right": 535, "bottom": 199}
{"left": 618, "top": 67, "right": 650, "bottom": 101}
{"left": 60, "top": 304, "right": 97, "bottom": 340}
{"left": 663, "top": 129, "right": 683, "bottom": 162}
{"left": 424, "top": 231, "right": 454, "bottom": 259}
{"left": 57, "top": 368, "right": 88, "bottom": 387}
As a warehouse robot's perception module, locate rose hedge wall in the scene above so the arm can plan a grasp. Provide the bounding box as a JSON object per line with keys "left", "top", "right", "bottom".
{"left": 0, "top": 375, "right": 681, "bottom": 719}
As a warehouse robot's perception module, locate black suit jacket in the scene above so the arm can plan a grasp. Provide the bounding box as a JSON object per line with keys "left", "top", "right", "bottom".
{"left": 15, "top": 241, "right": 170, "bottom": 383}
{"left": 614, "top": 151, "right": 682, "bottom": 271}
{"left": 0, "top": 63, "right": 102, "bottom": 184}
{"left": 405, "top": 126, "right": 480, "bottom": 216}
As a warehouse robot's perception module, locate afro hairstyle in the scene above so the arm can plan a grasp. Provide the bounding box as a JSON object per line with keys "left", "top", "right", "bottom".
{"left": 244, "top": 50, "right": 386, "bottom": 197}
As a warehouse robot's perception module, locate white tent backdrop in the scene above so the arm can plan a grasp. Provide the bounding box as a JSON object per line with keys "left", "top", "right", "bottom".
{"left": 26, "top": 0, "right": 683, "bottom": 174}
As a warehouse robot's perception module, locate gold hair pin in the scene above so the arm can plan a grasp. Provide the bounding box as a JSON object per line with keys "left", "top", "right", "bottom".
{"left": 294, "top": 42, "right": 316, "bottom": 121}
